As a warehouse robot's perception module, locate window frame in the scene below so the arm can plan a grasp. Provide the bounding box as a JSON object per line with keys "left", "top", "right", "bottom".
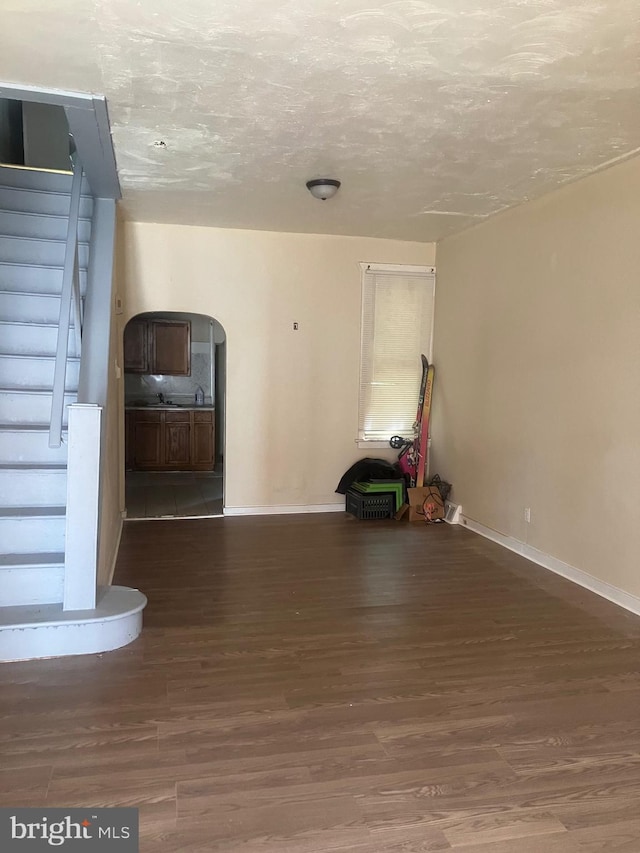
{"left": 356, "top": 262, "right": 436, "bottom": 449}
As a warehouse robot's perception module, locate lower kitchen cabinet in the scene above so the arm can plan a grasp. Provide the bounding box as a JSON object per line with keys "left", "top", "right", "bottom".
{"left": 126, "top": 408, "right": 214, "bottom": 471}
{"left": 193, "top": 411, "right": 215, "bottom": 467}
{"left": 164, "top": 410, "right": 191, "bottom": 468}
{"left": 128, "top": 412, "right": 163, "bottom": 468}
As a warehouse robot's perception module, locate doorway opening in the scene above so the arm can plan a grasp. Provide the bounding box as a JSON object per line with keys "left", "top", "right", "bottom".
{"left": 123, "top": 311, "right": 226, "bottom": 519}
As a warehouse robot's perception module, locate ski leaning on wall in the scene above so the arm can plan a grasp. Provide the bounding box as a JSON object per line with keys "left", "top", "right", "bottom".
{"left": 390, "top": 354, "right": 433, "bottom": 488}
{"left": 416, "top": 360, "right": 435, "bottom": 487}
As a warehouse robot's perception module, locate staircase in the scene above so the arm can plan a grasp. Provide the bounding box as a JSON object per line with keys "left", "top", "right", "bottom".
{"left": 0, "top": 165, "right": 145, "bottom": 660}
{"left": 0, "top": 165, "right": 89, "bottom": 606}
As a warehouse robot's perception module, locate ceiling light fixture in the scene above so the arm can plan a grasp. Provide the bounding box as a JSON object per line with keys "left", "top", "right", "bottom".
{"left": 306, "top": 178, "right": 341, "bottom": 200}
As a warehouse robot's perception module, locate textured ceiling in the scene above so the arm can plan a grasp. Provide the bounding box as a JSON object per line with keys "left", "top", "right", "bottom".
{"left": 2, "top": 0, "right": 640, "bottom": 241}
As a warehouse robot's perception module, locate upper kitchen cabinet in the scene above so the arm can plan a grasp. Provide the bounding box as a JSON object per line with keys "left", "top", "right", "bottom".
{"left": 123, "top": 318, "right": 149, "bottom": 373}
{"left": 124, "top": 318, "right": 191, "bottom": 376}
{"left": 151, "top": 320, "right": 191, "bottom": 375}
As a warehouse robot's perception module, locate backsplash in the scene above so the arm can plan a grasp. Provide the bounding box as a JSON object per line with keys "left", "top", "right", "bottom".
{"left": 125, "top": 342, "right": 214, "bottom": 406}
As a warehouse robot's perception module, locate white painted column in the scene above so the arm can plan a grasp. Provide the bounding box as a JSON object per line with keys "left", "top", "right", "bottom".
{"left": 63, "top": 403, "right": 102, "bottom": 611}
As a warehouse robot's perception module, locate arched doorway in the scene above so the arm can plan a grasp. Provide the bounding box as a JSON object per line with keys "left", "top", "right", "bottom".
{"left": 122, "top": 311, "right": 226, "bottom": 519}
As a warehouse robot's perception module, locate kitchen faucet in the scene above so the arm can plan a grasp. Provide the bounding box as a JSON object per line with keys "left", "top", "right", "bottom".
{"left": 157, "top": 393, "right": 165, "bottom": 404}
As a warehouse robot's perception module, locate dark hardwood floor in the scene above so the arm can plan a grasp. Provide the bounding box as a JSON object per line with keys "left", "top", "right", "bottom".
{"left": 2, "top": 514, "right": 640, "bottom": 851}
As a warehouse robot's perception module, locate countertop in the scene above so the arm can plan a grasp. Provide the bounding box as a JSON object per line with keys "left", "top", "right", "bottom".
{"left": 125, "top": 404, "right": 214, "bottom": 411}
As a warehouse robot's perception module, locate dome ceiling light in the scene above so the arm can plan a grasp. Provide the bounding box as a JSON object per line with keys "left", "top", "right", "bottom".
{"left": 306, "top": 178, "right": 341, "bottom": 200}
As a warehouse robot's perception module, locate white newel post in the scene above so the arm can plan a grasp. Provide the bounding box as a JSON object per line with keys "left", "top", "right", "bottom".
{"left": 63, "top": 404, "right": 102, "bottom": 611}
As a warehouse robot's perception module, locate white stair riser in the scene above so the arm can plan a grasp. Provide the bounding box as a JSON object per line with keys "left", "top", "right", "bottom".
{"left": 0, "top": 355, "right": 79, "bottom": 390}
{"left": 0, "top": 264, "right": 87, "bottom": 295}
{"left": 0, "top": 292, "right": 82, "bottom": 325}
{"left": 0, "top": 323, "right": 77, "bottom": 357}
{"left": 0, "top": 468, "right": 67, "bottom": 507}
{"left": 0, "top": 391, "right": 75, "bottom": 425}
{"left": 0, "top": 565, "right": 63, "bottom": 606}
{"left": 0, "top": 430, "right": 68, "bottom": 464}
{"left": 0, "top": 188, "right": 93, "bottom": 218}
{"left": 0, "top": 167, "right": 90, "bottom": 193}
{"left": 0, "top": 210, "right": 92, "bottom": 242}
{"left": 0, "top": 236, "right": 89, "bottom": 268}
{"left": 0, "top": 515, "right": 65, "bottom": 553}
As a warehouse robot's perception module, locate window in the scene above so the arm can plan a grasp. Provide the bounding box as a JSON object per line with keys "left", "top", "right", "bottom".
{"left": 358, "top": 263, "right": 435, "bottom": 445}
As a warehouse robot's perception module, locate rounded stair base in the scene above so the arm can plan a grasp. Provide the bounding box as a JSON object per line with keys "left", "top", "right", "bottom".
{"left": 0, "top": 585, "right": 147, "bottom": 662}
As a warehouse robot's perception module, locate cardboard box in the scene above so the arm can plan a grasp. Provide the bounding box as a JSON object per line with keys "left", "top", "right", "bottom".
{"left": 407, "top": 486, "right": 445, "bottom": 522}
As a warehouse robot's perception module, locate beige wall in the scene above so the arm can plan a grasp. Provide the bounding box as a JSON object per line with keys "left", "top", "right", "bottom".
{"left": 97, "top": 227, "right": 125, "bottom": 586}
{"left": 97, "top": 301, "right": 124, "bottom": 585}
{"left": 433, "top": 154, "right": 640, "bottom": 597}
{"left": 122, "top": 223, "right": 434, "bottom": 509}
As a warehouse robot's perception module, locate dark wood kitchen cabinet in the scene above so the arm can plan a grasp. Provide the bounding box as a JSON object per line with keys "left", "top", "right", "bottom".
{"left": 123, "top": 318, "right": 149, "bottom": 373}
{"left": 193, "top": 411, "right": 215, "bottom": 467}
{"left": 126, "top": 410, "right": 163, "bottom": 468}
{"left": 124, "top": 319, "right": 191, "bottom": 375}
{"left": 151, "top": 321, "right": 191, "bottom": 375}
{"left": 164, "top": 411, "right": 191, "bottom": 467}
{"left": 126, "top": 408, "right": 214, "bottom": 471}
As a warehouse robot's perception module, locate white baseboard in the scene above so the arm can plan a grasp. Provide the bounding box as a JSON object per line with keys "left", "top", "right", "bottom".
{"left": 224, "top": 503, "right": 344, "bottom": 517}
{"left": 460, "top": 514, "right": 640, "bottom": 617}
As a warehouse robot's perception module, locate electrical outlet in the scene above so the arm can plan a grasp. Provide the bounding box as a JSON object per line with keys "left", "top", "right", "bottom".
{"left": 524, "top": 507, "right": 531, "bottom": 523}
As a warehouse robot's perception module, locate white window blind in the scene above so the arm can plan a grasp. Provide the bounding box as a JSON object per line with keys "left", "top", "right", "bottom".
{"left": 358, "top": 264, "right": 435, "bottom": 442}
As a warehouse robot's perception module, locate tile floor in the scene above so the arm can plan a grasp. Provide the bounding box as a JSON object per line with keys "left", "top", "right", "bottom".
{"left": 125, "top": 470, "right": 223, "bottom": 519}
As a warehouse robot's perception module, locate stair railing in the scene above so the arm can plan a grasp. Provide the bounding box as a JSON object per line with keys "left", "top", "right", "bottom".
{"left": 63, "top": 197, "right": 117, "bottom": 611}
{"left": 49, "top": 154, "right": 83, "bottom": 448}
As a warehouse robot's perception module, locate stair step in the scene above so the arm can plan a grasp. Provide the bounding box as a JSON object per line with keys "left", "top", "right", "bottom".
{"left": 0, "top": 166, "right": 85, "bottom": 193}
{"left": 0, "top": 320, "right": 78, "bottom": 357}
{"left": 0, "top": 290, "right": 82, "bottom": 326}
{"left": 0, "top": 353, "right": 79, "bottom": 391}
{"left": 0, "top": 185, "right": 93, "bottom": 218}
{"left": 0, "top": 464, "right": 67, "bottom": 507}
{"left": 0, "top": 168, "right": 73, "bottom": 193}
{"left": 0, "top": 235, "right": 89, "bottom": 268}
{"left": 0, "top": 553, "right": 64, "bottom": 607}
{"left": 0, "top": 262, "right": 87, "bottom": 295}
{"left": 0, "top": 506, "right": 65, "bottom": 554}
{"left": 0, "top": 551, "right": 65, "bottom": 565}
{"left": 0, "top": 387, "right": 76, "bottom": 425}
{"left": 0, "top": 425, "right": 68, "bottom": 464}
{"left": 0, "top": 209, "right": 92, "bottom": 242}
